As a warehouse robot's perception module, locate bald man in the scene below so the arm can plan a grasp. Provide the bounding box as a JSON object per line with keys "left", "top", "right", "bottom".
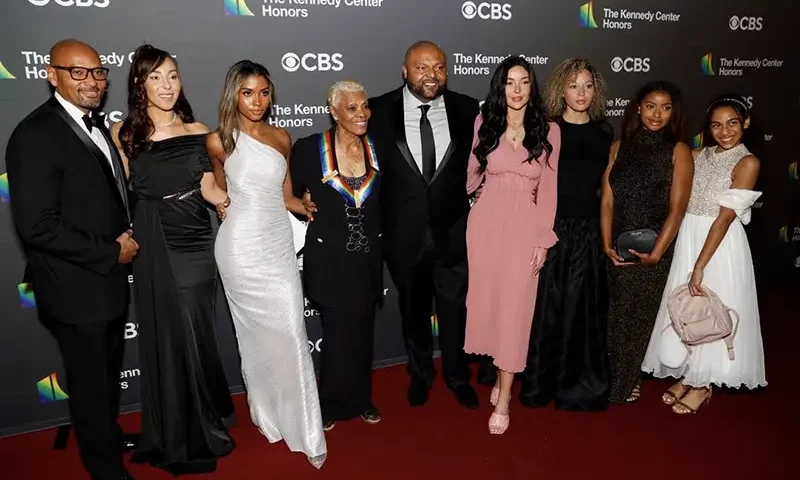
{"left": 6, "top": 39, "right": 136, "bottom": 480}
{"left": 368, "top": 41, "right": 493, "bottom": 409}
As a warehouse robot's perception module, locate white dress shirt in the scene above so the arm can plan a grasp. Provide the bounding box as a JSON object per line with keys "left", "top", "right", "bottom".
{"left": 55, "top": 92, "right": 115, "bottom": 175}
{"left": 403, "top": 85, "right": 451, "bottom": 172}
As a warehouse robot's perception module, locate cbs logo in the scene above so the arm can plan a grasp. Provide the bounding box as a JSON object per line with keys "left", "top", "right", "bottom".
{"left": 28, "top": 0, "right": 109, "bottom": 7}
{"left": 281, "top": 53, "right": 344, "bottom": 73}
{"left": 101, "top": 110, "right": 125, "bottom": 129}
{"left": 729, "top": 15, "right": 763, "bottom": 31}
{"left": 308, "top": 338, "right": 323, "bottom": 353}
{"left": 610, "top": 57, "right": 651, "bottom": 73}
{"left": 461, "top": 1, "right": 512, "bottom": 21}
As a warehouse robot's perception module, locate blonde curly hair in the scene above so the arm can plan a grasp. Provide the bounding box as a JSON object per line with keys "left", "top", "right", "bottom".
{"left": 543, "top": 58, "right": 608, "bottom": 121}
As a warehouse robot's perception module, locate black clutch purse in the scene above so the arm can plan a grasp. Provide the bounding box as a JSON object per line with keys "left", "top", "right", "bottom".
{"left": 615, "top": 228, "right": 658, "bottom": 262}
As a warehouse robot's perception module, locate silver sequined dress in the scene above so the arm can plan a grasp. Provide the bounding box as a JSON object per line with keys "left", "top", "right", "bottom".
{"left": 214, "top": 132, "right": 327, "bottom": 467}
{"left": 643, "top": 144, "right": 766, "bottom": 389}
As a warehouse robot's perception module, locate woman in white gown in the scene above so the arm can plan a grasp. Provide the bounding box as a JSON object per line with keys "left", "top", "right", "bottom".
{"left": 207, "top": 60, "right": 326, "bottom": 468}
{"left": 642, "top": 95, "right": 766, "bottom": 414}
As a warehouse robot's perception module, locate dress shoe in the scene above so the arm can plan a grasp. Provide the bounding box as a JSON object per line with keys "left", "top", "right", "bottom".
{"left": 450, "top": 384, "right": 479, "bottom": 409}
{"left": 477, "top": 360, "right": 497, "bottom": 386}
{"left": 322, "top": 419, "right": 336, "bottom": 432}
{"left": 407, "top": 379, "right": 430, "bottom": 407}
{"left": 121, "top": 433, "right": 139, "bottom": 452}
{"left": 360, "top": 407, "right": 382, "bottom": 424}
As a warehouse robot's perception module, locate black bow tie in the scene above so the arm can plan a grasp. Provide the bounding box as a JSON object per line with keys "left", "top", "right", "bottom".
{"left": 82, "top": 113, "right": 103, "bottom": 131}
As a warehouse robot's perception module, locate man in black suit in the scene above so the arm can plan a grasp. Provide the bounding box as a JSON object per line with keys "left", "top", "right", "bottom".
{"left": 368, "top": 41, "right": 494, "bottom": 409}
{"left": 6, "top": 39, "right": 138, "bottom": 480}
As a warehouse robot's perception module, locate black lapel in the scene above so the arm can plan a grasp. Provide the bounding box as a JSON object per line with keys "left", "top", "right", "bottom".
{"left": 390, "top": 90, "right": 425, "bottom": 182}
{"left": 429, "top": 92, "right": 460, "bottom": 184}
{"left": 50, "top": 98, "right": 127, "bottom": 214}
{"left": 95, "top": 119, "right": 131, "bottom": 221}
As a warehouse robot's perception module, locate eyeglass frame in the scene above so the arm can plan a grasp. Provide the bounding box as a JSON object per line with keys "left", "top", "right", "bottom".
{"left": 51, "top": 65, "right": 110, "bottom": 81}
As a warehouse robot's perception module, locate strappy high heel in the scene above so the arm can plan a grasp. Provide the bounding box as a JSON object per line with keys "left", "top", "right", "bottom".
{"left": 672, "top": 387, "right": 712, "bottom": 415}
{"left": 662, "top": 382, "right": 689, "bottom": 406}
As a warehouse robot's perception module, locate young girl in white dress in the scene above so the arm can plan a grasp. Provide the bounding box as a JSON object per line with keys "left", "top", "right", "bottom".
{"left": 641, "top": 95, "right": 766, "bottom": 414}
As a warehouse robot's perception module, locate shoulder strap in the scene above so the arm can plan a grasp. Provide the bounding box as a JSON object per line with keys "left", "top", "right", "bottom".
{"left": 723, "top": 308, "right": 739, "bottom": 361}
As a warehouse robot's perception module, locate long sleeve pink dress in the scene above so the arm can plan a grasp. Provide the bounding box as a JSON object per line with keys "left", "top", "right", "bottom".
{"left": 464, "top": 114, "right": 560, "bottom": 373}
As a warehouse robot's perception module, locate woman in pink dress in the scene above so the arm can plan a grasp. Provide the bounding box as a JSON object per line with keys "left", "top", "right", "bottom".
{"left": 464, "top": 56, "right": 560, "bottom": 434}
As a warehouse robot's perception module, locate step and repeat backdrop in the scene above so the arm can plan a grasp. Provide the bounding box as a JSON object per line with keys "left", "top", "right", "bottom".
{"left": 0, "top": 0, "right": 797, "bottom": 436}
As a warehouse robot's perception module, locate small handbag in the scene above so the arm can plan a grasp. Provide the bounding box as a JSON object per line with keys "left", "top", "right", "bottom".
{"left": 614, "top": 228, "right": 658, "bottom": 262}
{"left": 659, "top": 283, "right": 738, "bottom": 368}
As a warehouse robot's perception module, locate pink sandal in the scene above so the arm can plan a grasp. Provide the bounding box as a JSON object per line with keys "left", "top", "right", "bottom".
{"left": 489, "top": 412, "right": 509, "bottom": 434}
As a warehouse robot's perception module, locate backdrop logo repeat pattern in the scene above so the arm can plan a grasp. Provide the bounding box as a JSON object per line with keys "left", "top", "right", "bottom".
{"left": 789, "top": 161, "right": 799, "bottom": 181}
{"left": 0, "top": 61, "right": 16, "bottom": 79}
{"left": 701, "top": 53, "right": 715, "bottom": 76}
{"left": 461, "top": 2, "right": 513, "bottom": 21}
{"left": 692, "top": 132, "right": 704, "bottom": 150}
{"left": 281, "top": 52, "right": 344, "bottom": 72}
{"left": 581, "top": 1, "right": 681, "bottom": 30}
{"left": 579, "top": 2, "right": 599, "bottom": 28}
{"left": 0, "top": 173, "right": 9, "bottom": 202}
{"left": 36, "top": 373, "right": 69, "bottom": 403}
{"left": 610, "top": 56, "right": 650, "bottom": 73}
{"left": 224, "top": 0, "right": 254, "bottom": 16}
{"left": 17, "top": 283, "right": 36, "bottom": 309}
{"left": 729, "top": 15, "right": 763, "bottom": 31}
{"left": 28, "top": 0, "right": 110, "bottom": 7}
{"left": 701, "top": 52, "right": 784, "bottom": 78}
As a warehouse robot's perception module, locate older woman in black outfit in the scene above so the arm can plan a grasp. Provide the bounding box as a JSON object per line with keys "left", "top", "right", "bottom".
{"left": 290, "top": 80, "right": 384, "bottom": 431}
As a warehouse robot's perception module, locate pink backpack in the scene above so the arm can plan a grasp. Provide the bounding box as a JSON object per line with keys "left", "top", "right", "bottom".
{"left": 666, "top": 283, "right": 738, "bottom": 361}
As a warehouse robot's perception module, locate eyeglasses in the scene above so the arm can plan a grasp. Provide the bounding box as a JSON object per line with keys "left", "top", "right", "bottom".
{"left": 52, "top": 66, "right": 109, "bottom": 81}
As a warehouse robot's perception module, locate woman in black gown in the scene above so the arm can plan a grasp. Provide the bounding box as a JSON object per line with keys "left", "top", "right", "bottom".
{"left": 600, "top": 81, "right": 693, "bottom": 404}
{"left": 111, "top": 44, "right": 234, "bottom": 474}
{"left": 520, "top": 59, "right": 612, "bottom": 411}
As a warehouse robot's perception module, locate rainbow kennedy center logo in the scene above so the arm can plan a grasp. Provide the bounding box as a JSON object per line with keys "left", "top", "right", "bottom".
{"left": 789, "top": 161, "right": 799, "bottom": 181}
{"left": 18, "top": 283, "right": 36, "bottom": 308}
{"left": 37, "top": 373, "right": 69, "bottom": 403}
{"left": 224, "top": 0, "right": 254, "bottom": 16}
{"left": 230, "top": 0, "right": 385, "bottom": 19}
{"left": 0, "top": 60, "right": 16, "bottom": 79}
{"left": 701, "top": 51, "right": 783, "bottom": 77}
{"left": 0, "top": 173, "right": 9, "bottom": 202}
{"left": 579, "top": 1, "right": 680, "bottom": 30}
{"left": 431, "top": 314, "right": 439, "bottom": 337}
{"left": 778, "top": 226, "right": 800, "bottom": 242}
{"left": 692, "top": 132, "right": 704, "bottom": 150}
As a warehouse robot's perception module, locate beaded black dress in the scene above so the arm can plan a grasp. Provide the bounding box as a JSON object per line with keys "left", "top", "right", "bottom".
{"left": 606, "top": 128, "right": 675, "bottom": 403}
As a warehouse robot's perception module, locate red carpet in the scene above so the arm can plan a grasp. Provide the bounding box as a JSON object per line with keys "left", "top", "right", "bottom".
{"left": 1, "top": 290, "right": 796, "bottom": 480}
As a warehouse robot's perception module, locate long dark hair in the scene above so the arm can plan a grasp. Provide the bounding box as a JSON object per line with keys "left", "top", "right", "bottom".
{"left": 218, "top": 60, "right": 272, "bottom": 156}
{"left": 473, "top": 56, "right": 552, "bottom": 172}
{"left": 119, "top": 44, "right": 195, "bottom": 159}
{"left": 621, "top": 81, "right": 685, "bottom": 143}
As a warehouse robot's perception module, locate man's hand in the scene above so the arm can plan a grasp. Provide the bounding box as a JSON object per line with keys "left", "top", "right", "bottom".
{"left": 116, "top": 230, "right": 139, "bottom": 264}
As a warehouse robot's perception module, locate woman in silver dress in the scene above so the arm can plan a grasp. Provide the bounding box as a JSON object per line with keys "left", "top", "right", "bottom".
{"left": 207, "top": 60, "right": 326, "bottom": 468}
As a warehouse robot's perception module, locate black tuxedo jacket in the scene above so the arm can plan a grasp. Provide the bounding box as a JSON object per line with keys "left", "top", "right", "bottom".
{"left": 290, "top": 128, "right": 385, "bottom": 307}
{"left": 5, "top": 96, "right": 131, "bottom": 324}
{"left": 368, "top": 86, "right": 479, "bottom": 269}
